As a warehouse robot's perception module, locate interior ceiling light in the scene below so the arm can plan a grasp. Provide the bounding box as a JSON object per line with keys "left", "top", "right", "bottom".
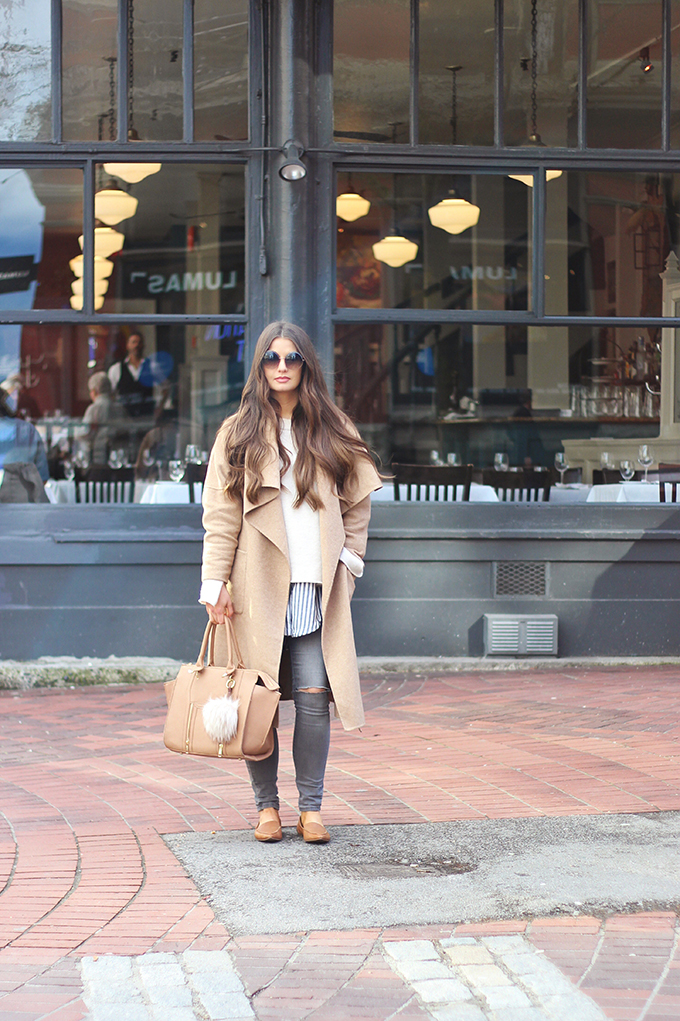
{"left": 79, "top": 227, "right": 125, "bottom": 258}
{"left": 508, "top": 166, "right": 563, "bottom": 187}
{"left": 372, "top": 235, "right": 419, "bottom": 268}
{"left": 70, "top": 293, "right": 105, "bottom": 311}
{"left": 336, "top": 192, "right": 371, "bottom": 221}
{"left": 94, "top": 185, "right": 138, "bottom": 226}
{"left": 279, "top": 140, "right": 307, "bottom": 181}
{"left": 103, "top": 162, "right": 161, "bottom": 184}
{"left": 428, "top": 196, "right": 480, "bottom": 234}
{"left": 69, "top": 255, "right": 114, "bottom": 279}
{"left": 639, "top": 46, "right": 653, "bottom": 73}
{"left": 71, "top": 277, "right": 109, "bottom": 297}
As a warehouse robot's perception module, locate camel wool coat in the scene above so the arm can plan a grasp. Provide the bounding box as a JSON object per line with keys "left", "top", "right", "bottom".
{"left": 201, "top": 422, "right": 382, "bottom": 731}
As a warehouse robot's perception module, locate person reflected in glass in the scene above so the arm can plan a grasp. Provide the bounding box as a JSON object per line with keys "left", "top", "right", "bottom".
{"left": 81, "top": 372, "right": 119, "bottom": 466}
{"left": 108, "top": 330, "right": 155, "bottom": 420}
{"left": 0, "top": 387, "right": 49, "bottom": 498}
{"left": 200, "top": 322, "right": 382, "bottom": 845}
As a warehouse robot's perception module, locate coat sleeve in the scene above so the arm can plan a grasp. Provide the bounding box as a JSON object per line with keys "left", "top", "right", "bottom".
{"left": 201, "top": 430, "right": 243, "bottom": 584}
{"left": 341, "top": 494, "right": 372, "bottom": 560}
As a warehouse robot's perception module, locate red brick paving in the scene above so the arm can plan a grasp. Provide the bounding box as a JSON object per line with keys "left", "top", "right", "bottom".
{"left": 0, "top": 667, "right": 679, "bottom": 1017}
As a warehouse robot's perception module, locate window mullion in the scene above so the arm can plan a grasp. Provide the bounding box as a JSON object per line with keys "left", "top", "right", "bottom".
{"left": 52, "top": 0, "right": 62, "bottom": 143}
{"left": 82, "top": 159, "right": 95, "bottom": 316}
{"left": 183, "top": 0, "right": 194, "bottom": 143}
{"left": 410, "top": 0, "right": 419, "bottom": 146}
{"left": 533, "top": 168, "right": 546, "bottom": 318}
{"left": 663, "top": 0, "right": 671, "bottom": 150}
{"left": 117, "top": 0, "right": 129, "bottom": 142}
{"left": 578, "top": 0, "right": 587, "bottom": 148}
{"left": 494, "top": 0, "right": 503, "bottom": 147}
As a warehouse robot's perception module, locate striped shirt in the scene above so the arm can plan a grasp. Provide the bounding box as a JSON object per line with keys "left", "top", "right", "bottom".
{"left": 285, "top": 582, "right": 322, "bottom": 637}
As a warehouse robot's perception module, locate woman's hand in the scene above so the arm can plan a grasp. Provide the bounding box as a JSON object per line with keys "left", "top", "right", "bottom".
{"left": 205, "top": 583, "right": 234, "bottom": 624}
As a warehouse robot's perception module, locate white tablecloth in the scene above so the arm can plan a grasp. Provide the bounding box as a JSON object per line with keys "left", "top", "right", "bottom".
{"left": 139, "top": 481, "right": 203, "bottom": 504}
{"left": 586, "top": 482, "right": 661, "bottom": 504}
{"left": 371, "top": 483, "right": 499, "bottom": 503}
{"left": 549, "top": 483, "right": 591, "bottom": 504}
{"left": 46, "top": 479, "right": 149, "bottom": 504}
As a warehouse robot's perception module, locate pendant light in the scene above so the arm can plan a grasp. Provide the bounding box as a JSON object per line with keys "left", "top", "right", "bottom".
{"left": 103, "top": 163, "right": 161, "bottom": 184}
{"left": 79, "top": 227, "right": 125, "bottom": 259}
{"left": 372, "top": 235, "right": 419, "bottom": 268}
{"left": 70, "top": 293, "right": 105, "bottom": 311}
{"left": 336, "top": 192, "right": 371, "bottom": 222}
{"left": 509, "top": 0, "right": 562, "bottom": 188}
{"left": 71, "top": 278, "right": 109, "bottom": 298}
{"left": 69, "top": 255, "right": 114, "bottom": 279}
{"left": 428, "top": 194, "right": 480, "bottom": 235}
{"left": 94, "top": 184, "right": 138, "bottom": 226}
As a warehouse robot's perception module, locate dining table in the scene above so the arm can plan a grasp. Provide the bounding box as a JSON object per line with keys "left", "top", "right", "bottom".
{"left": 371, "top": 482, "right": 500, "bottom": 502}
{"left": 586, "top": 481, "right": 662, "bottom": 503}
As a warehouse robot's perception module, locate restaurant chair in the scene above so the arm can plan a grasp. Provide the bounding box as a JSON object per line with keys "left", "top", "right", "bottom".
{"left": 74, "top": 466, "right": 135, "bottom": 503}
{"left": 658, "top": 463, "right": 680, "bottom": 503}
{"left": 481, "top": 468, "right": 553, "bottom": 502}
{"left": 392, "top": 463, "right": 473, "bottom": 501}
{"left": 182, "top": 462, "right": 208, "bottom": 504}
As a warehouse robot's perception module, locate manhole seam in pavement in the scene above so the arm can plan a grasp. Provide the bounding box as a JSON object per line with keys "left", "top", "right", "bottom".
{"left": 334, "top": 858, "right": 476, "bottom": 879}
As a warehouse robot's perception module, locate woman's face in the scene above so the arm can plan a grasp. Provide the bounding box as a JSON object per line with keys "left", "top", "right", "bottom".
{"left": 261, "top": 336, "right": 304, "bottom": 398}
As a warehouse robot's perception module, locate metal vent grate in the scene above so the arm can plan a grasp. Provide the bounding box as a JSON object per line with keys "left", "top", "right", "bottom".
{"left": 495, "top": 561, "right": 547, "bottom": 597}
{"left": 484, "top": 614, "right": 558, "bottom": 656}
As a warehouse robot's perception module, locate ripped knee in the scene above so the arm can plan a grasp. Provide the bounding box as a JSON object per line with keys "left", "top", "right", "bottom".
{"left": 297, "top": 687, "right": 327, "bottom": 694}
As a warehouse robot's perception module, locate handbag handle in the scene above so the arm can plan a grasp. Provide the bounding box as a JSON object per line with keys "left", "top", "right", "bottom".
{"left": 194, "top": 618, "right": 246, "bottom": 673}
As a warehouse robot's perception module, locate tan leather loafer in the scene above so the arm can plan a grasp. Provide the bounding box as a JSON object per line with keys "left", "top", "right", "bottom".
{"left": 254, "top": 808, "right": 282, "bottom": 842}
{"left": 296, "top": 813, "right": 330, "bottom": 843}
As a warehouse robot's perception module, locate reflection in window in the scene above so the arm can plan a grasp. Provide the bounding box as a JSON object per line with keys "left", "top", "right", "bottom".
{"left": 84, "top": 164, "right": 245, "bottom": 316}
{"left": 194, "top": 0, "right": 248, "bottom": 141}
{"left": 0, "top": 0, "right": 51, "bottom": 140}
{"left": 14, "top": 321, "right": 244, "bottom": 489}
{"left": 335, "top": 323, "right": 659, "bottom": 471}
{"left": 62, "top": 0, "right": 118, "bottom": 141}
{"left": 587, "top": 0, "right": 662, "bottom": 149}
{"left": 419, "top": 0, "right": 495, "bottom": 146}
{"left": 546, "top": 171, "right": 676, "bottom": 321}
{"left": 336, "top": 173, "right": 529, "bottom": 312}
{"left": 333, "top": 0, "right": 410, "bottom": 143}
{"left": 129, "top": 0, "right": 183, "bottom": 141}
{"left": 504, "top": 0, "right": 578, "bottom": 148}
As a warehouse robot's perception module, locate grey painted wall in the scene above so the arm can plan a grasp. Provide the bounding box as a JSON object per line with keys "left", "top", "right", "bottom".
{"left": 2, "top": 503, "right": 680, "bottom": 660}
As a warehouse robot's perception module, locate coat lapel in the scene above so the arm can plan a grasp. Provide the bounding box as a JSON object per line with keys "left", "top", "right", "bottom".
{"left": 243, "top": 435, "right": 290, "bottom": 564}
{"left": 318, "top": 472, "right": 345, "bottom": 616}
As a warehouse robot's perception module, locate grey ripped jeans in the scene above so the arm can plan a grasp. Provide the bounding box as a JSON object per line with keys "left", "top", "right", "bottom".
{"left": 245, "top": 628, "right": 330, "bottom": 813}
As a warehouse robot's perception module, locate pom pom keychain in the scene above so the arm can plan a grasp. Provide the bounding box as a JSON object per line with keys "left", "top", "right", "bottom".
{"left": 202, "top": 695, "right": 240, "bottom": 743}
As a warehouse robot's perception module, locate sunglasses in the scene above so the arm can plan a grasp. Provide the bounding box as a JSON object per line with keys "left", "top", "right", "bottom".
{"left": 261, "top": 351, "right": 305, "bottom": 367}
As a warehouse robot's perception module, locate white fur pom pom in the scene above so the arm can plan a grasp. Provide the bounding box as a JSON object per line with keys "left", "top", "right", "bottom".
{"left": 202, "top": 695, "right": 240, "bottom": 742}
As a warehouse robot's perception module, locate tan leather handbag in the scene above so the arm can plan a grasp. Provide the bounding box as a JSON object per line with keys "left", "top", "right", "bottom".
{"left": 163, "top": 620, "right": 280, "bottom": 760}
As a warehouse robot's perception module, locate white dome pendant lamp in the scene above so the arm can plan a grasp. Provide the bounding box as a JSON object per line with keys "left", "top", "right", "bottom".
{"left": 427, "top": 192, "right": 480, "bottom": 235}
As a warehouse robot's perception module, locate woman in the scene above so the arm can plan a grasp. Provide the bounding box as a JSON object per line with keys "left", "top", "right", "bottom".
{"left": 200, "top": 322, "right": 381, "bottom": 844}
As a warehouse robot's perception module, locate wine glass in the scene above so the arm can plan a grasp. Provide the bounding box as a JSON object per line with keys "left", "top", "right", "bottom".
{"left": 429, "top": 449, "right": 443, "bottom": 466}
{"left": 74, "top": 449, "right": 89, "bottom": 470}
{"left": 494, "top": 453, "right": 509, "bottom": 472}
{"left": 168, "top": 459, "right": 185, "bottom": 482}
{"left": 446, "top": 452, "right": 459, "bottom": 466}
{"left": 554, "top": 452, "right": 569, "bottom": 485}
{"left": 620, "top": 459, "right": 635, "bottom": 482}
{"left": 63, "top": 459, "right": 75, "bottom": 482}
{"left": 185, "top": 444, "right": 201, "bottom": 464}
{"left": 637, "top": 444, "right": 654, "bottom": 483}
{"left": 108, "top": 449, "right": 124, "bottom": 470}
{"left": 600, "top": 451, "right": 615, "bottom": 472}
{"left": 142, "top": 448, "right": 156, "bottom": 469}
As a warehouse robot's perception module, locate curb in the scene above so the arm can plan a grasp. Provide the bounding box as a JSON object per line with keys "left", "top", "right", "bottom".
{"left": 1, "top": 655, "right": 680, "bottom": 689}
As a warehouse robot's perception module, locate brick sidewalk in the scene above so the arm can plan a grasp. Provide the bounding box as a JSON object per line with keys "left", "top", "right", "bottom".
{"left": 1, "top": 667, "right": 679, "bottom": 1019}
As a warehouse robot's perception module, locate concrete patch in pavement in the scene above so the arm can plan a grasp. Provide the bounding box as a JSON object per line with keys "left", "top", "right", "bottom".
{"left": 165, "top": 812, "right": 680, "bottom": 935}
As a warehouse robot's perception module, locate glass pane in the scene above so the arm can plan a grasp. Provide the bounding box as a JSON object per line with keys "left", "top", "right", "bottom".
{"left": 0, "top": 167, "right": 81, "bottom": 339}
{"left": 129, "top": 0, "right": 183, "bottom": 141}
{"left": 11, "top": 321, "right": 245, "bottom": 487}
{"left": 333, "top": 0, "right": 410, "bottom": 144}
{"left": 587, "top": 0, "right": 663, "bottom": 149}
{"left": 335, "top": 323, "right": 658, "bottom": 472}
{"left": 504, "top": 0, "right": 579, "bottom": 148}
{"left": 419, "top": 0, "right": 495, "bottom": 146}
{"left": 546, "top": 170, "right": 675, "bottom": 318}
{"left": 0, "top": 0, "right": 51, "bottom": 140}
{"left": 62, "top": 0, "right": 117, "bottom": 141}
{"left": 336, "top": 172, "right": 530, "bottom": 311}
{"left": 88, "top": 163, "right": 245, "bottom": 316}
{"left": 195, "top": 0, "right": 248, "bottom": 141}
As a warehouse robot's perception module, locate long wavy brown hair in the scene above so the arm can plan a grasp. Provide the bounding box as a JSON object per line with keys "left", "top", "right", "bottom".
{"left": 222, "top": 321, "right": 374, "bottom": 508}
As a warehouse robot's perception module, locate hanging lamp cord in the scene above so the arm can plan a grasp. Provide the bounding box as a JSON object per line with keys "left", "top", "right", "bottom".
{"left": 128, "top": 0, "right": 135, "bottom": 136}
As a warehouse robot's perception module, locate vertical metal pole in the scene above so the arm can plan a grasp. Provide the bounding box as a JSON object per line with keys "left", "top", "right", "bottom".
{"left": 662, "top": 0, "right": 671, "bottom": 150}
{"left": 82, "top": 160, "right": 95, "bottom": 316}
{"left": 410, "top": 0, "right": 419, "bottom": 146}
{"left": 577, "top": 0, "right": 587, "bottom": 149}
{"left": 533, "top": 167, "right": 546, "bottom": 318}
{"left": 117, "top": 0, "right": 129, "bottom": 141}
{"left": 494, "top": 0, "right": 503, "bottom": 148}
{"left": 51, "top": 0, "right": 62, "bottom": 143}
{"left": 183, "top": 0, "right": 194, "bottom": 143}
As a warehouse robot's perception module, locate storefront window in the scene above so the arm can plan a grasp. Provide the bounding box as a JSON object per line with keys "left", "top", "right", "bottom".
{"left": 194, "top": 0, "right": 248, "bottom": 142}
{"left": 335, "top": 322, "right": 660, "bottom": 469}
{"left": 418, "top": 0, "right": 495, "bottom": 147}
{"left": 62, "top": 0, "right": 118, "bottom": 141}
{"left": 0, "top": 0, "right": 52, "bottom": 141}
{"left": 336, "top": 172, "right": 530, "bottom": 312}
{"left": 587, "top": 0, "right": 663, "bottom": 149}
{"left": 84, "top": 163, "right": 245, "bottom": 316}
{"left": 333, "top": 0, "right": 410, "bottom": 143}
